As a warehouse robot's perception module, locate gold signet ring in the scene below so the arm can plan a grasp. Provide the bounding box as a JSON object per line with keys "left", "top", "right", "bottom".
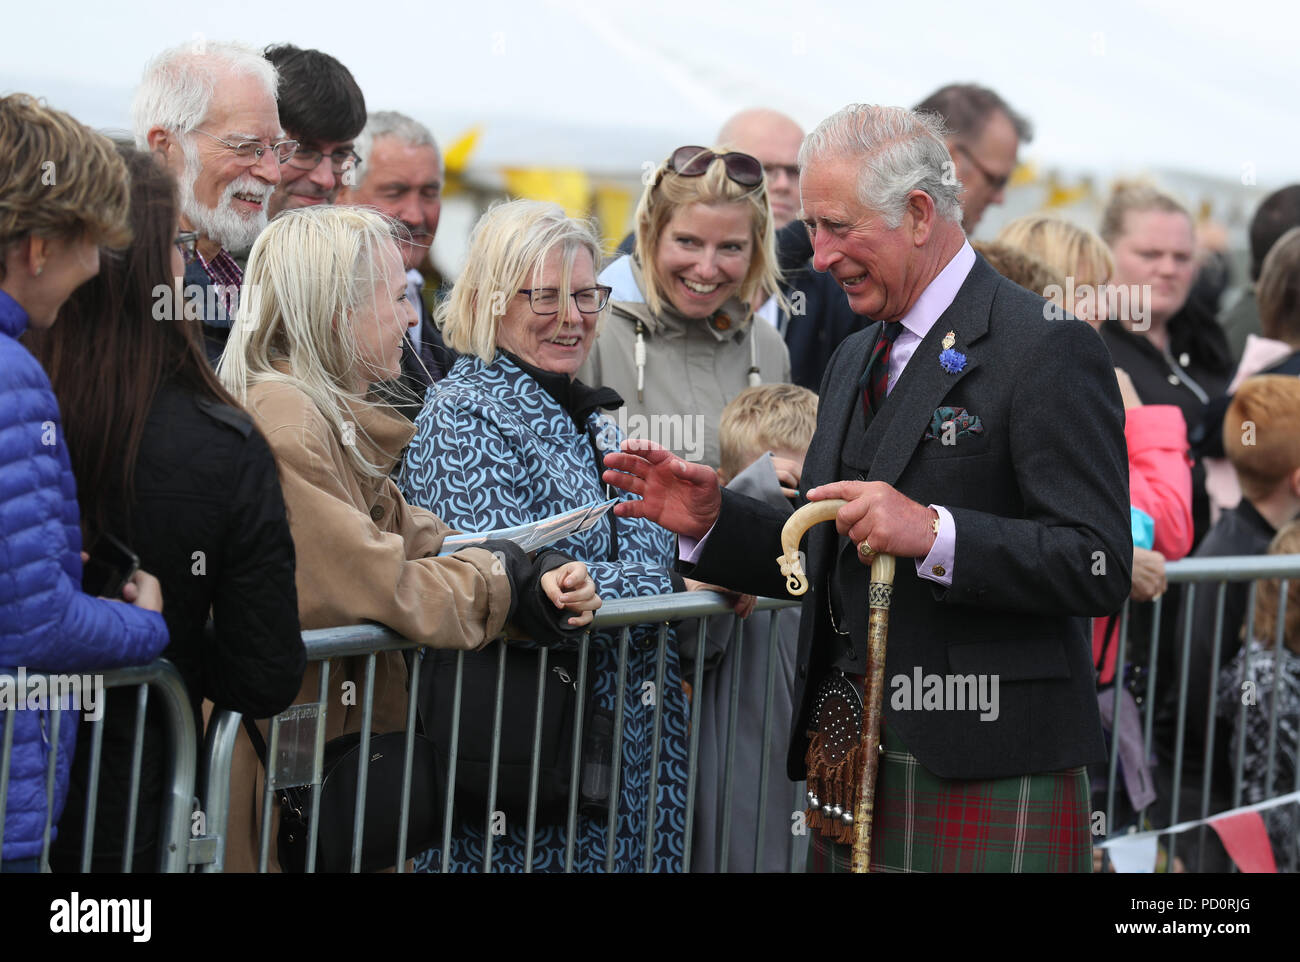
{"left": 858, "top": 539, "right": 874, "bottom": 558}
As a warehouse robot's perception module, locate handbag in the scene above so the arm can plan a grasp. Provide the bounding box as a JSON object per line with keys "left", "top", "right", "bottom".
{"left": 419, "top": 642, "right": 610, "bottom": 823}
{"left": 242, "top": 718, "right": 442, "bottom": 873}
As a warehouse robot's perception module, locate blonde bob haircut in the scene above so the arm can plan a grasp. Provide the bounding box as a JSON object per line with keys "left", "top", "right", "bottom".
{"left": 633, "top": 146, "right": 783, "bottom": 319}
{"left": 439, "top": 199, "right": 605, "bottom": 364}
{"left": 996, "top": 214, "right": 1115, "bottom": 290}
{"left": 218, "top": 204, "right": 407, "bottom": 480}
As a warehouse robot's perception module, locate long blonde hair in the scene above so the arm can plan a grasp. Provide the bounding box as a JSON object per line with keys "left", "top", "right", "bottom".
{"left": 439, "top": 199, "right": 604, "bottom": 364}
{"left": 217, "top": 205, "right": 405, "bottom": 479}
{"left": 633, "top": 146, "right": 783, "bottom": 318}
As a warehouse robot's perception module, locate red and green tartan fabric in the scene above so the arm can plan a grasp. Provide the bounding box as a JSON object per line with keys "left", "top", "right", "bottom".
{"left": 809, "top": 723, "right": 1093, "bottom": 873}
{"left": 858, "top": 322, "right": 904, "bottom": 415}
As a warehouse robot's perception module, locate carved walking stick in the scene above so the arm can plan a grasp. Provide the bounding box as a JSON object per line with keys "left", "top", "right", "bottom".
{"left": 778, "top": 499, "right": 896, "bottom": 873}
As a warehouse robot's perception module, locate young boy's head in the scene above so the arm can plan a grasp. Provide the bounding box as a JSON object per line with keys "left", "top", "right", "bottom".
{"left": 718, "top": 384, "right": 819, "bottom": 485}
{"left": 1224, "top": 375, "right": 1300, "bottom": 507}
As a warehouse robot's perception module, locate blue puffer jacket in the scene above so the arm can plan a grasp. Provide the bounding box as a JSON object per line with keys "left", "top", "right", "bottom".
{"left": 0, "top": 291, "right": 169, "bottom": 861}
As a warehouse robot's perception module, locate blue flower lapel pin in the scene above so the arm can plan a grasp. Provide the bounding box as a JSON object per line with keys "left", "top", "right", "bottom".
{"left": 938, "top": 330, "right": 966, "bottom": 374}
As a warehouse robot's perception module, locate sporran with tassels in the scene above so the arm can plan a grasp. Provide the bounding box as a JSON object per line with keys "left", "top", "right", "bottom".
{"left": 804, "top": 668, "right": 865, "bottom": 845}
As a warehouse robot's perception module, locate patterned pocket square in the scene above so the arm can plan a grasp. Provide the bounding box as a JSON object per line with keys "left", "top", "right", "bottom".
{"left": 923, "top": 405, "right": 984, "bottom": 442}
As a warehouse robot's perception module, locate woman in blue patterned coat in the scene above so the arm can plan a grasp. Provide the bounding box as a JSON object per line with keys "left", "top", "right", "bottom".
{"left": 401, "top": 200, "right": 696, "bottom": 872}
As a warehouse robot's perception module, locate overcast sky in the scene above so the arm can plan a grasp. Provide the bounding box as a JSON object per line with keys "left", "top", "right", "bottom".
{"left": 3, "top": 0, "right": 1295, "bottom": 187}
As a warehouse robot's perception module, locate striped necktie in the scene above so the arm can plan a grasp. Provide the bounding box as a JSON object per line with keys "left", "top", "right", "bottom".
{"left": 858, "top": 322, "right": 904, "bottom": 416}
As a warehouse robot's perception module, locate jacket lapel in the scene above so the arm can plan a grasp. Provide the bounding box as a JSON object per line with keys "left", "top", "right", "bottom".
{"left": 863, "top": 257, "right": 998, "bottom": 485}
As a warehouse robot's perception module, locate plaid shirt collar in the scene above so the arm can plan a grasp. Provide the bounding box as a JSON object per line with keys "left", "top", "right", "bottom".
{"left": 192, "top": 244, "right": 243, "bottom": 289}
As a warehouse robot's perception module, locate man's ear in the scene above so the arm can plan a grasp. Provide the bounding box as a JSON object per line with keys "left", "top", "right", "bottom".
{"left": 146, "top": 126, "right": 175, "bottom": 163}
{"left": 1288, "top": 464, "right": 1300, "bottom": 500}
{"left": 906, "top": 189, "right": 937, "bottom": 248}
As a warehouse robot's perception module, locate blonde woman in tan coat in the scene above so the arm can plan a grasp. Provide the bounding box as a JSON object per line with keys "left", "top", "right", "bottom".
{"left": 216, "top": 205, "right": 600, "bottom": 871}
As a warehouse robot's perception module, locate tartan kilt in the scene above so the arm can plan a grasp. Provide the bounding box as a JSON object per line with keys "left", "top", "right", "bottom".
{"left": 809, "top": 723, "right": 1093, "bottom": 873}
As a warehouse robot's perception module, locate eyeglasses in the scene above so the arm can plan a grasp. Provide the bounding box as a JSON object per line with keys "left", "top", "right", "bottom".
{"left": 661, "top": 146, "right": 764, "bottom": 189}
{"left": 517, "top": 286, "right": 613, "bottom": 315}
{"left": 175, "top": 230, "right": 199, "bottom": 256}
{"left": 953, "top": 144, "right": 1012, "bottom": 193}
{"left": 287, "top": 146, "right": 362, "bottom": 174}
{"left": 192, "top": 129, "right": 299, "bottom": 165}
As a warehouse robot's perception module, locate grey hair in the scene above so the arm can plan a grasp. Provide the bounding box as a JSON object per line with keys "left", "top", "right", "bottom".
{"left": 353, "top": 110, "right": 443, "bottom": 188}
{"left": 131, "top": 41, "right": 278, "bottom": 148}
{"left": 799, "top": 104, "right": 963, "bottom": 229}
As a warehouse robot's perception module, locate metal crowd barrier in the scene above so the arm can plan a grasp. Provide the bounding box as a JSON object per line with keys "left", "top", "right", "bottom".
{"left": 197, "top": 593, "right": 802, "bottom": 873}
{"left": 1098, "top": 554, "right": 1300, "bottom": 873}
{"left": 0, "top": 659, "right": 196, "bottom": 872}
{"left": 6, "top": 553, "right": 1298, "bottom": 873}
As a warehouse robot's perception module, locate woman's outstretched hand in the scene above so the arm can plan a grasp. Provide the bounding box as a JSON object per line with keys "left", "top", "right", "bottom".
{"left": 541, "top": 561, "right": 602, "bottom": 628}
{"left": 602, "top": 438, "right": 722, "bottom": 541}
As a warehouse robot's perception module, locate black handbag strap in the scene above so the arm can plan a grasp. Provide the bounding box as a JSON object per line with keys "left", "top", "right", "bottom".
{"left": 242, "top": 715, "right": 269, "bottom": 764}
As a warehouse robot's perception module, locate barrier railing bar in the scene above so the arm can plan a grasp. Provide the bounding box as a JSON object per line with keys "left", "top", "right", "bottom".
{"left": 681, "top": 619, "right": 707, "bottom": 874}
{"left": 395, "top": 647, "right": 423, "bottom": 873}
{"left": 643, "top": 623, "right": 669, "bottom": 872}
{"left": 439, "top": 650, "right": 464, "bottom": 873}
{"left": 39, "top": 707, "right": 62, "bottom": 870}
{"left": 305, "top": 661, "right": 331, "bottom": 873}
{"left": 754, "top": 612, "right": 781, "bottom": 873}
{"left": 719, "top": 614, "right": 744, "bottom": 873}
{"left": 120, "top": 683, "right": 149, "bottom": 873}
{"left": 79, "top": 710, "right": 105, "bottom": 873}
{"left": 562, "top": 634, "right": 591, "bottom": 874}
{"left": 524, "top": 646, "right": 549, "bottom": 872}
{"left": 605, "top": 628, "right": 630, "bottom": 873}
{"left": 482, "top": 641, "right": 509, "bottom": 873}
{"left": 349, "top": 653, "right": 378, "bottom": 873}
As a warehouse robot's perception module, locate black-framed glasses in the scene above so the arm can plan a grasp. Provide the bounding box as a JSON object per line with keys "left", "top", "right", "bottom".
{"left": 192, "top": 129, "right": 299, "bottom": 165}
{"left": 517, "top": 286, "right": 612, "bottom": 315}
{"left": 953, "top": 144, "right": 1013, "bottom": 193}
{"left": 175, "top": 230, "right": 199, "bottom": 257}
{"left": 287, "top": 146, "right": 362, "bottom": 174}
{"left": 662, "top": 146, "right": 764, "bottom": 189}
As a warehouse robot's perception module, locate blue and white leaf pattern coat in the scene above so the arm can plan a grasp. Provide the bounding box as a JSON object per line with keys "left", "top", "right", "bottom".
{"left": 400, "top": 353, "right": 688, "bottom": 872}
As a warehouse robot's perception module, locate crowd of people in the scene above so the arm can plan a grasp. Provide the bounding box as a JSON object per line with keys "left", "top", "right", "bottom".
{"left": 2, "top": 37, "right": 1298, "bottom": 874}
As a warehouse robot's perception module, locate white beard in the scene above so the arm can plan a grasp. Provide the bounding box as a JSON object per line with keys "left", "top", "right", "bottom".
{"left": 178, "top": 138, "right": 272, "bottom": 254}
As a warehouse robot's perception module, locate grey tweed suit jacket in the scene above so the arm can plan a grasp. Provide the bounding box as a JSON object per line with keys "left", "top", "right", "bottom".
{"left": 686, "top": 255, "right": 1131, "bottom": 781}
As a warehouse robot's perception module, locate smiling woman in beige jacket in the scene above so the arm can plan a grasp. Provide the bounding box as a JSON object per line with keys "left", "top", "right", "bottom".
{"left": 216, "top": 206, "right": 600, "bottom": 872}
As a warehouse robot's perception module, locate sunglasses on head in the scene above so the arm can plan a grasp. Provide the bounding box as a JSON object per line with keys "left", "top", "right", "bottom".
{"left": 662, "top": 146, "right": 764, "bottom": 189}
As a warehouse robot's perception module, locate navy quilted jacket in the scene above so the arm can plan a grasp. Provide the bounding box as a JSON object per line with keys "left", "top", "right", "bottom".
{"left": 0, "top": 291, "right": 169, "bottom": 860}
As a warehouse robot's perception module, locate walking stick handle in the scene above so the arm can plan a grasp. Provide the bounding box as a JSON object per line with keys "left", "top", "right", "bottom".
{"left": 777, "top": 499, "right": 846, "bottom": 596}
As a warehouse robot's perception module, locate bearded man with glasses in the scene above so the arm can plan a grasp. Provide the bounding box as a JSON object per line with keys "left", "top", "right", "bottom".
{"left": 135, "top": 40, "right": 290, "bottom": 363}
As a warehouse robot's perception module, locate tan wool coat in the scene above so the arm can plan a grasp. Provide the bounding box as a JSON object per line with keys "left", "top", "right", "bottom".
{"left": 222, "top": 376, "right": 512, "bottom": 872}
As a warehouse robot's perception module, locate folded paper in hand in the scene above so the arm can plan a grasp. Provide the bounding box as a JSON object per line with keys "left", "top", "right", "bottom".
{"left": 437, "top": 498, "right": 617, "bottom": 556}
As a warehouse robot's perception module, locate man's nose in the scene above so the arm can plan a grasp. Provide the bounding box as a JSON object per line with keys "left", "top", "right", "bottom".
{"left": 396, "top": 195, "right": 424, "bottom": 231}
{"left": 307, "top": 155, "right": 336, "bottom": 191}
{"left": 254, "top": 148, "right": 282, "bottom": 185}
{"left": 810, "top": 231, "right": 837, "bottom": 273}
